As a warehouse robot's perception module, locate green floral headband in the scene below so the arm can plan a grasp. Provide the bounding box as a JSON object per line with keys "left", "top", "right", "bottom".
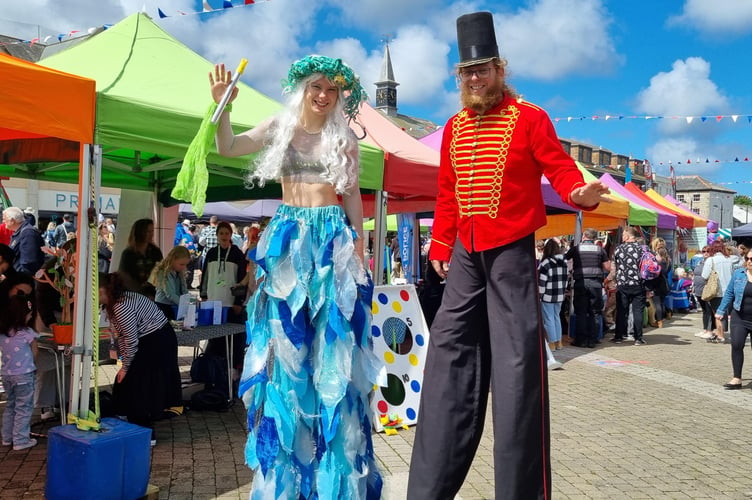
{"left": 282, "top": 55, "right": 367, "bottom": 121}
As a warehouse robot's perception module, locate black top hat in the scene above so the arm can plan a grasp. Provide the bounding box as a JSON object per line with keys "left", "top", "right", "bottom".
{"left": 456, "top": 12, "right": 499, "bottom": 68}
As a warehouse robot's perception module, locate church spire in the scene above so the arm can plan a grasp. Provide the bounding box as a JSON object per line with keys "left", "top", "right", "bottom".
{"left": 374, "top": 40, "right": 399, "bottom": 116}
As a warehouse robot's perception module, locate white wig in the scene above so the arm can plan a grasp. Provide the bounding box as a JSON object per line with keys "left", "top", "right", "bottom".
{"left": 246, "top": 73, "right": 359, "bottom": 194}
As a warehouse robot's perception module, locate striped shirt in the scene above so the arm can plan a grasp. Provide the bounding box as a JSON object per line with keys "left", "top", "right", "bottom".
{"left": 109, "top": 291, "right": 167, "bottom": 370}
{"left": 538, "top": 254, "right": 569, "bottom": 303}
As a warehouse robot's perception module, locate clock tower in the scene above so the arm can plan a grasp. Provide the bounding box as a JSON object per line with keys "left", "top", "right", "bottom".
{"left": 374, "top": 43, "right": 399, "bottom": 116}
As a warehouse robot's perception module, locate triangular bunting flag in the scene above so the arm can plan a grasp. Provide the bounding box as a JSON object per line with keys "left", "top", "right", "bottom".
{"left": 686, "top": 116, "right": 693, "bottom": 124}
{"left": 223, "top": 0, "right": 233, "bottom": 7}
{"left": 203, "top": 1, "right": 213, "bottom": 12}
{"left": 158, "top": 8, "right": 168, "bottom": 18}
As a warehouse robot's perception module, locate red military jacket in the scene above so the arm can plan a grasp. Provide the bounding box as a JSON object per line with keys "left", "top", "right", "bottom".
{"left": 429, "top": 95, "right": 591, "bottom": 261}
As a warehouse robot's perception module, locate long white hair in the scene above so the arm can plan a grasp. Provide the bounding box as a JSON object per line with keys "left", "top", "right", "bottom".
{"left": 246, "top": 73, "right": 359, "bottom": 194}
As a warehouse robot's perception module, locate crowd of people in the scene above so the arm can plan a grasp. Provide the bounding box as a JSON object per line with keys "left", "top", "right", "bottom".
{"left": 534, "top": 228, "right": 752, "bottom": 386}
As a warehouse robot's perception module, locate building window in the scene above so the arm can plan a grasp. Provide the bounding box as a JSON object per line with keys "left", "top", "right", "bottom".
{"left": 677, "top": 194, "right": 685, "bottom": 202}
{"left": 692, "top": 208, "right": 700, "bottom": 215}
{"left": 692, "top": 194, "right": 701, "bottom": 202}
{"left": 577, "top": 148, "right": 592, "bottom": 164}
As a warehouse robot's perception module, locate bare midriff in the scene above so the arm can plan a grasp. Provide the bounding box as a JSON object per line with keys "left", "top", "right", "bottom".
{"left": 280, "top": 178, "right": 339, "bottom": 207}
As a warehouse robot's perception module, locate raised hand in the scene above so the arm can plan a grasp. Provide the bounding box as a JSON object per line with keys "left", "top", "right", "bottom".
{"left": 209, "top": 63, "right": 239, "bottom": 105}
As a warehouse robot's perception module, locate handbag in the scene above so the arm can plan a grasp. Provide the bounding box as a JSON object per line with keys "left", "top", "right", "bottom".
{"left": 701, "top": 260, "right": 720, "bottom": 301}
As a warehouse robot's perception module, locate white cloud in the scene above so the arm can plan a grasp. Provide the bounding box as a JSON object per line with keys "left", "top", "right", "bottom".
{"left": 669, "top": 0, "right": 752, "bottom": 35}
{"left": 637, "top": 57, "right": 733, "bottom": 170}
{"left": 635, "top": 57, "right": 728, "bottom": 134}
{"left": 494, "top": 0, "right": 621, "bottom": 80}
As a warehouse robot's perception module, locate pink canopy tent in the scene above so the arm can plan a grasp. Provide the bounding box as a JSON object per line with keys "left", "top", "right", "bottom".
{"left": 353, "top": 103, "right": 440, "bottom": 197}
{"left": 599, "top": 174, "right": 676, "bottom": 229}
{"left": 418, "top": 126, "right": 443, "bottom": 151}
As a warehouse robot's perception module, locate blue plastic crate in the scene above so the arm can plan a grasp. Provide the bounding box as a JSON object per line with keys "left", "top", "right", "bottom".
{"left": 46, "top": 417, "right": 151, "bottom": 500}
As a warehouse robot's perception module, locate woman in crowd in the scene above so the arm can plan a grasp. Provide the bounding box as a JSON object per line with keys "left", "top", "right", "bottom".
{"left": 645, "top": 238, "right": 671, "bottom": 328}
{"left": 693, "top": 247, "right": 715, "bottom": 338}
{"left": 44, "top": 221, "right": 57, "bottom": 248}
{"left": 538, "top": 238, "right": 568, "bottom": 350}
{"left": 99, "top": 272, "right": 182, "bottom": 442}
{"left": 209, "top": 55, "right": 381, "bottom": 497}
{"left": 118, "top": 218, "right": 163, "bottom": 292}
{"left": 149, "top": 246, "right": 191, "bottom": 320}
{"left": 703, "top": 240, "right": 735, "bottom": 343}
{"left": 717, "top": 248, "right": 752, "bottom": 389}
{"left": 1, "top": 295, "right": 39, "bottom": 451}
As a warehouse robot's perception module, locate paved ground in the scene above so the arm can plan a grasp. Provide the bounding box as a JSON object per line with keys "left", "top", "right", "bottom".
{"left": 3, "top": 310, "right": 752, "bottom": 499}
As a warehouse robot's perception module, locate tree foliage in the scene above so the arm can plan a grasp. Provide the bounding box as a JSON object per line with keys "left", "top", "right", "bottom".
{"left": 735, "top": 195, "right": 752, "bottom": 206}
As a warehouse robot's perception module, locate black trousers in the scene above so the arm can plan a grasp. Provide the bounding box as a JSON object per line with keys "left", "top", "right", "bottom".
{"left": 615, "top": 284, "right": 645, "bottom": 340}
{"left": 573, "top": 278, "right": 604, "bottom": 345}
{"left": 729, "top": 309, "right": 752, "bottom": 378}
{"left": 407, "top": 235, "right": 551, "bottom": 500}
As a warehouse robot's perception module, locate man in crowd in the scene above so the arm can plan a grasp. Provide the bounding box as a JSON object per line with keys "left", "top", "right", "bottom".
{"left": 198, "top": 215, "right": 218, "bottom": 268}
{"left": 612, "top": 226, "right": 647, "bottom": 345}
{"left": 566, "top": 228, "right": 611, "bottom": 348}
{"left": 3, "top": 206, "right": 45, "bottom": 276}
{"left": 54, "top": 213, "right": 76, "bottom": 246}
{"left": 407, "top": 11, "right": 610, "bottom": 500}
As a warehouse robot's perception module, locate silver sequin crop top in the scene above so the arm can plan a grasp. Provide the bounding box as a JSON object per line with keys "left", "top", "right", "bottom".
{"left": 279, "top": 128, "right": 330, "bottom": 184}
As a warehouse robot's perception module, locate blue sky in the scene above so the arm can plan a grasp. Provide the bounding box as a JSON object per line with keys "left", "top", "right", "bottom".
{"left": 3, "top": 0, "right": 752, "bottom": 196}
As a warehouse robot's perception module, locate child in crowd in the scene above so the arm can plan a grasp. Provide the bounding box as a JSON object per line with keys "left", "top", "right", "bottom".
{"left": 148, "top": 246, "right": 191, "bottom": 320}
{"left": 1, "top": 295, "right": 39, "bottom": 451}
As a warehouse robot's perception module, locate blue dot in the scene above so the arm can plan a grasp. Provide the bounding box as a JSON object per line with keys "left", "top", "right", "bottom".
{"left": 378, "top": 293, "right": 389, "bottom": 305}
{"left": 415, "top": 334, "right": 425, "bottom": 346}
{"left": 410, "top": 380, "right": 421, "bottom": 392}
{"left": 372, "top": 325, "right": 381, "bottom": 337}
{"left": 406, "top": 407, "right": 416, "bottom": 420}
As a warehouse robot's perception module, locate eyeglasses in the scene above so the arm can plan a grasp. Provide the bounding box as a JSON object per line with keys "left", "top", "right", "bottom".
{"left": 745, "top": 256, "right": 752, "bottom": 262}
{"left": 459, "top": 67, "right": 493, "bottom": 80}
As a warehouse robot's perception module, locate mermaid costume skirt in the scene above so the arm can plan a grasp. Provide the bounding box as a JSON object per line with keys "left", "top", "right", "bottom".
{"left": 240, "top": 204, "right": 384, "bottom": 499}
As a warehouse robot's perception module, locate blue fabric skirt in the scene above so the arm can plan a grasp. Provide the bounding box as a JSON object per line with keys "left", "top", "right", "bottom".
{"left": 240, "top": 204, "right": 383, "bottom": 500}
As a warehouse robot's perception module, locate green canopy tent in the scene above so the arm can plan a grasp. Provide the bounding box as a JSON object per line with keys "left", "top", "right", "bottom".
{"left": 0, "top": 13, "right": 384, "bottom": 202}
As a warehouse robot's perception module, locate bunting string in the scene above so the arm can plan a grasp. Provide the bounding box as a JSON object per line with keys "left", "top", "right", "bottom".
{"left": 554, "top": 113, "right": 752, "bottom": 124}
{"left": 158, "top": 0, "right": 271, "bottom": 18}
{"left": 658, "top": 158, "right": 751, "bottom": 166}
{"left": 0, "top": 0, "right": 269, "bottom": 47}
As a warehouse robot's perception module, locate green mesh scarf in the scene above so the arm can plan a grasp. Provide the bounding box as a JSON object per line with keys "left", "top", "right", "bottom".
{"left": 282, "top": 55, "right": 367, "bottom": 121}
{"left": 171, "top": 102, "right": 219, "bottom": 216}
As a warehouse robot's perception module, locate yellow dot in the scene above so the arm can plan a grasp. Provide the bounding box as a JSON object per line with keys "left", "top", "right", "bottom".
{"left": 372, "top": 303, "right": 379, "bottom": 315}
{"left": 384, "top": 351, "right": 395, "bottom": 364}
{"left": 409, "top": 354, "right": 419, "bottom": 366}
{"left": 392, "top": 301, "right": 402, "bottom": 313}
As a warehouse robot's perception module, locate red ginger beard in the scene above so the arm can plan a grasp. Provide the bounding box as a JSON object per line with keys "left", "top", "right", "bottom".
{"left": 460, "top": 72, "right": 505, "bottom": 115}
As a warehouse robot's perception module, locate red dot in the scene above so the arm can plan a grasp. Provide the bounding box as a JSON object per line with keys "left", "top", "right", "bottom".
{"left": 400, "top": 290, "right": 410, "bottom": 301}
{"left": 377, "top": 400, "right": 388, "bottom": 413}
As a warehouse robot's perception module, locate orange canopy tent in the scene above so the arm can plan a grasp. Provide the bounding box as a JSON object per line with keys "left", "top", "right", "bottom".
{"left": 0, "top": 52, "right": 95, "bottom": 163}
{"left": 0, "top": 53, "right": 97, "bottom": 424}
{"left": 643, "top": 188, "right": 707, "bottom": 228}
{"left": 624, "top": 182, "right": 694, "bottom": 228}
